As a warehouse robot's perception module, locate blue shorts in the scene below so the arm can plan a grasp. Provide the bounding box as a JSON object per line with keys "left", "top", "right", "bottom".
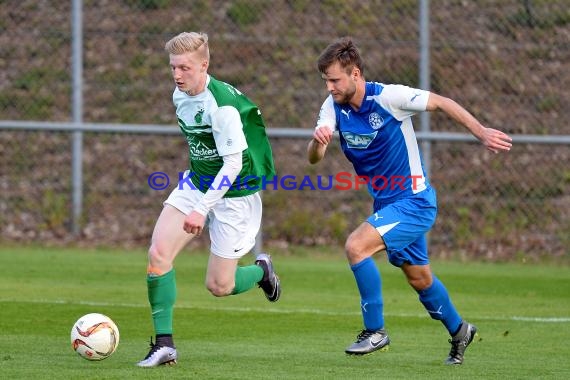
{"left": 366, "top": 187, "right": 437, "bottom": 267}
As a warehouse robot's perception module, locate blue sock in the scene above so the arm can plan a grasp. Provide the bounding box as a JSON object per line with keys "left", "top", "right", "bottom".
{"left": 418, "top": 275, "right": 462, "bottom": 335}
{"left": 350, "top": 257, "right": 384, "bottom": 331}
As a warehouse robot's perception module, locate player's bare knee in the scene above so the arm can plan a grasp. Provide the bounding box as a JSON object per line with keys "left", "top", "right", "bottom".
{"left": 205, "top": 279, "right": 233, "bottom": 297}
{"left": 344, "top": 236, "right": 357, "bottom": 260}
{"left": 147, "top": 246, "right": 160, "bottom": 266}
{"left": 345, "top": 235, "right": 367, "bottom": 263}
{"left": 407, "top": 275, "right": 432, "bottom": 291}
{"left": 148, "top": 245, "right": 168, "bottom": 266}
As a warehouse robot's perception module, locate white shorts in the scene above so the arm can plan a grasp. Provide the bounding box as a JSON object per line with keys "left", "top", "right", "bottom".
{"left": 164, "top": 179, "right": 262, "bottom": 260}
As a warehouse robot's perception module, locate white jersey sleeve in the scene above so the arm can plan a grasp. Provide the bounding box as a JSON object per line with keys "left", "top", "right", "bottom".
{"left": 378, "top": 84, "right": 429, "bottom": 121}
{"left": 211, "top": 106, "right": 248, "bottom": 156}
{"left": 193, "top": 152, "right": 243, "bottom": 216}
{"left": 315, "top": 95, "right": 337, "bottom": 132}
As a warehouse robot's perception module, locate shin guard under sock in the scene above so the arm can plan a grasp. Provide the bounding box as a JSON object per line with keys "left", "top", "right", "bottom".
{"left": 351, "top": 257, "right": 384, "bottom": 331}
{"left": 418, "top": 275, "right": 462, "bottom": 334}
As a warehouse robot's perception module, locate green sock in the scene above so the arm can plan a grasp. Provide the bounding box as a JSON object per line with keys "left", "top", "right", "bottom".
{"left": 147, "top": 269, "right": 176, "bottom": 335}
{"left": 231, "top": 265, "right": 264, "bottom": 295}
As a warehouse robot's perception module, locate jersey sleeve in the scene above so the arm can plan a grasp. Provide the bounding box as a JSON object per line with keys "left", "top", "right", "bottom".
{"left": 315, "top": 95, "right": 337, "bottom": 132}
{"left": 211, "top": 106, "right": 248, "bottom": 156}
{"left": 379, "top": 84, "right": 429, "bottom": 121}
{"left": 192, "top": 152, "right": 243, "bottom": 216}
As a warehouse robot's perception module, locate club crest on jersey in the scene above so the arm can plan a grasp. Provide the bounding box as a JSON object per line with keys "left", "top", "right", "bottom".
{"left": 194, "top": 108, "right": 205, "bottom": 124}
{"left": 369, "top": 112, "right": 384, "bottom": 130}
{"left": 341, "top": 131, "right": 378, "bottom": 149}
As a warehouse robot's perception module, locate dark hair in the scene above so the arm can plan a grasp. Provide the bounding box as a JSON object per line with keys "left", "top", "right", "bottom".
{"left": 317, "top": 37, "right": 364, "bottom": 76}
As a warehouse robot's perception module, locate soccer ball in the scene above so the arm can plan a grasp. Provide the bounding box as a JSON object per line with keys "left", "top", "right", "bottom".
{"left": 71, "top": 313, "right": 120, "bottom": 361}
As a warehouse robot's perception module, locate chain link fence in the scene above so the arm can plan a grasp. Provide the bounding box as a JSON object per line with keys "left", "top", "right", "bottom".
{"left": 1, "top": 0, "right": 569, "bottom": 260}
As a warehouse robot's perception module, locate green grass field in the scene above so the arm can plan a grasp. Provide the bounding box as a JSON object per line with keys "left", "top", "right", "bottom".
{"left": 0, "top": 246, "right": 569, "bottom": 379}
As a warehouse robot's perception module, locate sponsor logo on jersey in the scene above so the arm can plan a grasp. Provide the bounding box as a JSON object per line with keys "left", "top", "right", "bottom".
{"left": 369, "top": 112, "right": 384, "bottom": 129}
{"left": 189, "top": 139, "right": 218, "bottom": 160}
{"left": 341, "top": 131, "right": 378, "bottom": 149}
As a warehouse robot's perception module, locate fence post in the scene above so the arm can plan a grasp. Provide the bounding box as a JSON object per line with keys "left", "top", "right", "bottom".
{"left": 71, "top": 0, "right": 84, "bottom": 236}
{"left": 419, "top": 0, "right": 431, "bottom": 176}
{"left": 419, "top": 0, "right": 432, "bottom": 248}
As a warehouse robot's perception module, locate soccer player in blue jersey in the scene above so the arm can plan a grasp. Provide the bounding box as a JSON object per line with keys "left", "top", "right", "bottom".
{"left": 307, "top": 37, "right": 512, "bottom": 365}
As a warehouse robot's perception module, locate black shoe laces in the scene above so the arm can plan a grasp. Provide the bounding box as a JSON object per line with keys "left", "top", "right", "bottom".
{"left": 447, "top": 338, "right": 460, "bottom": 358}
{"left": 355, "top": 330, "right": 376, "bottom": 343}
{"left": 256, "top": 260, "right": 269, "bottom": 283}
{"left": 258, "top": 270, "right": 274, "bottom": 292}
{"left": 143, "top": 337, "right": 160, "bottom": 359}
{"left": 448, "top": 334, "right": 468, "bottom": 359}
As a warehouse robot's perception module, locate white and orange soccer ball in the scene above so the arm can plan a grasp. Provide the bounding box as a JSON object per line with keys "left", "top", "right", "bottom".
{"left": 71, "top": 313, "right": 120, "bottom": 360}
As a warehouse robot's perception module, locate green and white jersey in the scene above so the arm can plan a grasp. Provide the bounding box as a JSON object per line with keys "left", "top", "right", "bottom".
{"left": 173, "top": 75, "right": 275, "bottom": 197}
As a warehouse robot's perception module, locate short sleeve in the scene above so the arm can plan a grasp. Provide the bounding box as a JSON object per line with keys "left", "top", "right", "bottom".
{"left": 211, "top": 106, "right": 248, "bottom": 156}
{"left": 379, "top": 85, "right": 429, "bottom": 120}
{"left": 315, "top": 95, "right": 337, "bottom": 132}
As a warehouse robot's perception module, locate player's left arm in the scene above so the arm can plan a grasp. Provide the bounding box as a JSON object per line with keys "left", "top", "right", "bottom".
{"left": 426, "top": 93, "right": 512, "bottom": 154}
{"left": 183, "top": 106, "right": 246, "bottom": 236}
{"left": 183, "top": 152, "right": 243, "bottom": 236}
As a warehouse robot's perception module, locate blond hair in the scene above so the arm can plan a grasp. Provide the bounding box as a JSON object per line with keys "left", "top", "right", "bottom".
{"left": 165, "top": 32, "right": 210, "bottom": 61}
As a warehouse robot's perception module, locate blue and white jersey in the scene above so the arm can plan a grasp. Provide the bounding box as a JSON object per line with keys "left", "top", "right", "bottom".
{"left": 316, "top": 82, "right": 431, "bottom": 202}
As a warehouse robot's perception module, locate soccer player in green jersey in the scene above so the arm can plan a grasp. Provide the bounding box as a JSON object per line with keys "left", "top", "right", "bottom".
{"left": 137, "top": 32, "right": 281, "bottom": 367}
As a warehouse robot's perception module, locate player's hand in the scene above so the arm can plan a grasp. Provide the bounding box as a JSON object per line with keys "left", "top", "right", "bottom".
{"left": 480, "top": 127, "right": 512, "bottom": 154}
{"left": 313, "top": 125, "right": 333, "bottom": 145}
{"left": 183, "top": 211, "right": 206, "bottom": 236}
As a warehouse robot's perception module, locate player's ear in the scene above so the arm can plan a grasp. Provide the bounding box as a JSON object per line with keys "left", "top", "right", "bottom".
{"left": 352, "top": 67, "right": 360, "bottom": 80}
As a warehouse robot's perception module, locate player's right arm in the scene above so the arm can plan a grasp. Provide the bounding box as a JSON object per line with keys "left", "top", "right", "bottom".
{"left": 308, "top": 96, "right": 336, "bottom": 164}
{"left": 308, "top": 127, "right": 332, "bottom": 164}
